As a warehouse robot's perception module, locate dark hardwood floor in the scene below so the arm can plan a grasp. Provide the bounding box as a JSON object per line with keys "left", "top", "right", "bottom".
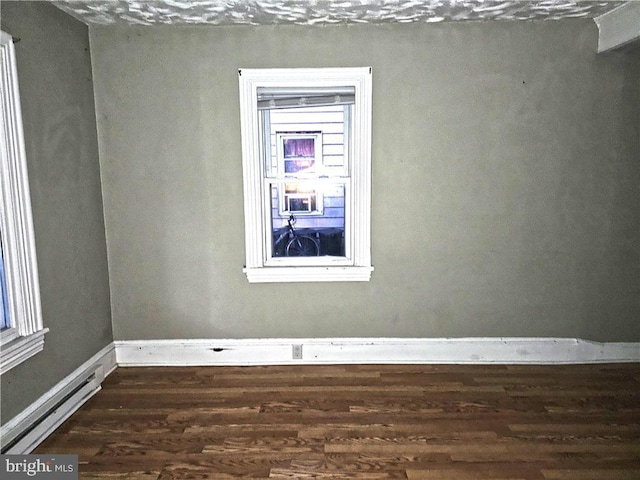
{"left": 34, "top": 363, "right": 640, "bottom": 479}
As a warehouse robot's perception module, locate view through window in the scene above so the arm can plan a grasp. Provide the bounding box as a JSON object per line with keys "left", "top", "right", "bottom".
{"left": 259, "top": 87, "right": 353, "bottom": 260}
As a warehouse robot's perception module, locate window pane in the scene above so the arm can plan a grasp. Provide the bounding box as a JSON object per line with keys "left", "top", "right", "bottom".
{"left": 270, "top": 182, "right": 346, "bottom": 258}
{"left": 283, "top": 137, "right": 317, "bottom": 174}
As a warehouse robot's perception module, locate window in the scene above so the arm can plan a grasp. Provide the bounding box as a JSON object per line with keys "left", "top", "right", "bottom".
{"left": 0, "top": 30, "right": 47, "bottom": 373}
{"left": 277, "top": 132, "right": 323, "bottom": 216}
{"left": 238, "top": 67, "right": 373, "bottom": 282}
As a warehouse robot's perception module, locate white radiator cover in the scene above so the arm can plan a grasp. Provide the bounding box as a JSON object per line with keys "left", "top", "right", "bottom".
{"left": 0, "top": 344, "right": 117, "bottom": 454}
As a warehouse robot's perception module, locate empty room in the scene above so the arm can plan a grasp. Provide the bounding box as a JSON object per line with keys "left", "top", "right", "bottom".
{"left": 0, "top": 0, "right": 639, "bottom": 478}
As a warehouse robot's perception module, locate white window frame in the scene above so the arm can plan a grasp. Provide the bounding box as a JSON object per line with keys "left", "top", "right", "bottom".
{"left": 238, "top": 67, "right": 373, "bottom": 283}
{"left": 0, "top": 30, "right": 47, "bottom": 374}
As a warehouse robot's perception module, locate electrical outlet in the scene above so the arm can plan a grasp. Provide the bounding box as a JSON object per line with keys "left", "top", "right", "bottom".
{"left": 292, "top": 344, "right": 303, "bottom": 359}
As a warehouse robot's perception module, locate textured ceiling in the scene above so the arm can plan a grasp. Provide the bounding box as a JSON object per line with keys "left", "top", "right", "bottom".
{"left": 52, "top": 0, "right": 629, "bottom": 26}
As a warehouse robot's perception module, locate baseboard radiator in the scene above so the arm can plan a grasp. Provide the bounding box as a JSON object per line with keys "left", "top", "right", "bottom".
{"left": 1, "top": 367, "right": 102, "bottom": 454}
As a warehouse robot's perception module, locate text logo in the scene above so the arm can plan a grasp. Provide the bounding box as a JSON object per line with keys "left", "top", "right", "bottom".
{"left": 1, "top": 455, "right": 78, "bottom": 479}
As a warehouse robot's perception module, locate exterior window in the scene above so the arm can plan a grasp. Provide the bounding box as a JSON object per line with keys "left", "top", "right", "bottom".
{"left": 238, "top": 67, "right": 373, "bottom": 282}
{"left": 276, "top": 132, "right": 324, "bottom": 216}
{"left": 0, "top": 30, "right": 47, "bottom": 373}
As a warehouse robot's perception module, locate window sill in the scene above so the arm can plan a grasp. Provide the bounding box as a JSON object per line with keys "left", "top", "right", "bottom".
{"left": 0, "top": 328, "right": 49, "bottom": 374}
{"left": 244, "top": 266, "right": 374, "bottom": 283}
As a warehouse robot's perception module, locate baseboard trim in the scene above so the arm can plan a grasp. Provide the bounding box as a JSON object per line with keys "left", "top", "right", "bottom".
{"left": 115, "top": 337, "right": 640, "bottom": 366}
{"left": 0, "top": 343, "right": 117, "bottom": 454}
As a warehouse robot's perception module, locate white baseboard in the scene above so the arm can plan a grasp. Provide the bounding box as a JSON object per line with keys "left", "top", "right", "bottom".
{"left": 0, "top": 343, "right": 117, "bottom": 454}
{"left": 115, "top": 337, "right": 640, "bottom": 367}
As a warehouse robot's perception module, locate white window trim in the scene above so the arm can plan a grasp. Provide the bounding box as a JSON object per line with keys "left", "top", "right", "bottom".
{"left": 238, "top": 67, "right": 373, "bottom": 283}
{"left": 0, "top": 30, "right": 47, "bottom": 374}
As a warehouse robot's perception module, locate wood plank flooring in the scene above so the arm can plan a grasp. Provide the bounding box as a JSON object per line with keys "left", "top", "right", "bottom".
{"left": 34, "top": 363, "right": 640, "bottom": 479}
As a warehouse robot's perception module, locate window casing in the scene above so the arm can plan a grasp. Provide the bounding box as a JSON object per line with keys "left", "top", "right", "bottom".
{"left": 0, "top": 30, "right": 47, "bottom": 373}
{"left": 238, "top": 67, "right": 373, "bottom": 282}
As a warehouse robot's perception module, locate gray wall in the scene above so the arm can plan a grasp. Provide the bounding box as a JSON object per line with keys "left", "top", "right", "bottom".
{"left": 0, "top": 2, "right": 112, "bottom": 424}
{"left": 90, "top": 20, "right": 640, "bottom": 342}
{"left": 0, "top": 3, "right": 636, "bottom": 434}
